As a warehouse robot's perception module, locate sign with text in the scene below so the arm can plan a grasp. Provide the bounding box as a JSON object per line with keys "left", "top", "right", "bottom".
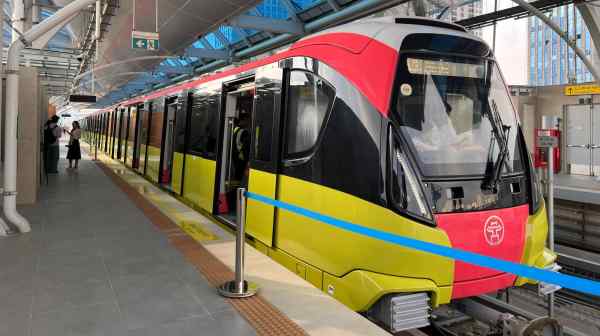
{"left": 131, "top": 31, "right": 160, "bottom": 51}
{"left": 537, "top": 135, "right": 559, "bottom": 148}
{"left": 564, "top": 84, "right": 600, "bottom": 96}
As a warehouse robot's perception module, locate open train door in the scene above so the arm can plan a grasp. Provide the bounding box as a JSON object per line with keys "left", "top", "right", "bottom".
{"left": 160, "top": 96, "right": 178, "bottom": 189}
{"left": 245, "top": 63, "right": 284, "bottom": 247}
{"left": 159, "top": 93, "right": 188, "bottom": 194}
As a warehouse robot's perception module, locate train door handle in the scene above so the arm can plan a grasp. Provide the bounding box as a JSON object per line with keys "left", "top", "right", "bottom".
{"left": 284, "top": 157, "right": 311, "bottom": 167}
{"left": 567, "top": 144, "right": 588, "bottom": 148}
{"left": 591, "top": 145, "right": 600, "bottom": 149}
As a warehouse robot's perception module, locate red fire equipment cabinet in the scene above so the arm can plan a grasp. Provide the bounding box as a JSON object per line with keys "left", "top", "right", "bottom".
{"left": 534, "top": 128, "right": 560, "bottom": 173}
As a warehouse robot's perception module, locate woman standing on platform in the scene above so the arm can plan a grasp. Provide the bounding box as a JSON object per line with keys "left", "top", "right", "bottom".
{"left": 66, "top": 121, "right": 82, "bottom": 169}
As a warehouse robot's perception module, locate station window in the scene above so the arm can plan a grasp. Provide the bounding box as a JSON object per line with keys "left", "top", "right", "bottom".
{"left": 285, "top": 71, "right": 335, "bottom": 156}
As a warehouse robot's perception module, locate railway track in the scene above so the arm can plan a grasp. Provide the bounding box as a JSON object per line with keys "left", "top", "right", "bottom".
{"left": 424, "top": 294, "right": 588, "bottom": 336}
{"left": 496, "top": 250, "right": 600, "bottom": 336}
{"left": 420, "top": 250, "right": 600, "bottom": 336}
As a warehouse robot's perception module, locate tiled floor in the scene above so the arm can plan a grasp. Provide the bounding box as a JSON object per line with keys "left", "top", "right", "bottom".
{"left": 2, "top": 146, "right": 256, "bottom": 336}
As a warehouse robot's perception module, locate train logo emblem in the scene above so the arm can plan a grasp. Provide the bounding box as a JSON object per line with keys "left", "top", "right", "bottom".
{"left": 484, "top": 216, "right": 504, "bottom": 246}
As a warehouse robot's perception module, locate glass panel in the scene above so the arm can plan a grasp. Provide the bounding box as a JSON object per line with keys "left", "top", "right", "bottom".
{"left": 188, "top": 93, "right": 220, "bottom": 159}
{"left": 285, "top": 71, "right": 335, "bottom": 155}
{"left": 566, "top": 105, "right": 591, "bottom": 175}
{"left": 593, "top": 106, "right": 600, "bottom": 175}
{"left": 395, "top": 54, "right": 523, "bottom": 177}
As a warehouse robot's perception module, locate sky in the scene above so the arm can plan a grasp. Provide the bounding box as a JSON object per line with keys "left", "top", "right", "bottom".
{"left": 479, "top": 0, "right": 529, "bottom": 85}
{"left": 480, "top": 18, "right": 529, "bottom": 85}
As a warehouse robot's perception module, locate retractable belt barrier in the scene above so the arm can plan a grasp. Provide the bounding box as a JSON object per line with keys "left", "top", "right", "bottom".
{"left": 245, "top": 191, "right": 600, "bottom": 297}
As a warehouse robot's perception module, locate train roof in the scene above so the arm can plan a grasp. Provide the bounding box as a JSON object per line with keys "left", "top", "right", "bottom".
{"left": 93, "top": 17, "right": 487, "bottom": 117}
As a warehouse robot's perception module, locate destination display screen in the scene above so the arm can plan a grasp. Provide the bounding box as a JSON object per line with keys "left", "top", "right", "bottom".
{"left": 406, "top": 58, "right": 485, "bottom": 79}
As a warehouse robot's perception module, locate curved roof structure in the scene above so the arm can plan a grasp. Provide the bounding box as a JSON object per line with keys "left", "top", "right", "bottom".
{"left": 70, "top": 0, "right": 408, "bottom": 107}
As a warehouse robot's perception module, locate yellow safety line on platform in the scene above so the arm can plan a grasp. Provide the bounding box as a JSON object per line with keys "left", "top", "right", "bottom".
{"left": 94, "top": 151, "right": 220, "bottom": 243}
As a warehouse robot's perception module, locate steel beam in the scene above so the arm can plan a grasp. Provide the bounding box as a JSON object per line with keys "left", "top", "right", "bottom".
{"left": 229, "top": 14, "right": 303, "bottom": 35}
{"left": 196, "top": 0, "right": 408, "bottom": 75}
{"left": 157, "top": 64, "right": 193, "bottom": 75}
{"left": 186, "top": 47, "right": 230, "bottom": 60}
{"left": 456, "top": 0, "right": 575, "bottom": 29}
{"left": 575, "top": 3, "right": 600, "bottom": 79}
{"left": 279, "top": 0, "right": 301, "bottom": 22}
{"left": 326, "top": 0, "right": 341, "bottom": 11}
{"left": 199, "top": 38, "right": 214, "bottom": 50}
{"left": 250, "top": 8, "right": 274, "bottom": 38}
{"left": 232, "top": 26, "right": 252, "bottom": 47}
{"left": 508, "top": 0, "right": 600, "bottom": 83}
{"left": 214, "top": 30, "right": 231, "bottom": 49}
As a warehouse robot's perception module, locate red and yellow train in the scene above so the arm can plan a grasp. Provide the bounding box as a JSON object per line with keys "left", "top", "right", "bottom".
{"left": 82, "top": 17, "right": 555, "bottom": 332}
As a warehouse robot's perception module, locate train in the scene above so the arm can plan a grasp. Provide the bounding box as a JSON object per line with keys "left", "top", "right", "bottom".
{"left": 81, "top": 17, "right": 556, "bottom": 332}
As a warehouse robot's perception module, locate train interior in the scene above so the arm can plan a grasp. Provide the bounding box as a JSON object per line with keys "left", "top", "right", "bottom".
{"left": 160, "top": 98, "right": 179, "bottom": 189}
{"left": 217, "top": 81, "right": 255, "bottom": 224}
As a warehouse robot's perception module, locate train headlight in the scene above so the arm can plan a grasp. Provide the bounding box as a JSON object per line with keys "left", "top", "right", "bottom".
{"left": 388, "top": 128, "right": 433, "bottom": 222}
{"left": 395, "top": 150, "right": 431, "bottom": 220}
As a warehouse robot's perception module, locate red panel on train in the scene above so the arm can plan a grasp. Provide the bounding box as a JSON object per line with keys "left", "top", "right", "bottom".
{"left": 435, "top": 204, "right": 529, "bottom": 298}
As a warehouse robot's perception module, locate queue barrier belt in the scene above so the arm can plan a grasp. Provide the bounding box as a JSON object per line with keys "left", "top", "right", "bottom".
{"left": 245, "top": 191, "right": 600, "bottom": 297}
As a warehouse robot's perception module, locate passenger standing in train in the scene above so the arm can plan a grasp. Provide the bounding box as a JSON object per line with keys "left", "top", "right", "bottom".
{"left": 232, "top": 117, "right": 251, "bottom": 185}
{"left": 66, "top": 121, "right": 82, "bottom": 170}
{"left": 43, "top": 115, "right": 62, "bottom": 174}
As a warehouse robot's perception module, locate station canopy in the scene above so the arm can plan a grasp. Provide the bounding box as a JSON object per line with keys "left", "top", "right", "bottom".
{"left": 68, "top": 0, "right": 409, "bottom": 108}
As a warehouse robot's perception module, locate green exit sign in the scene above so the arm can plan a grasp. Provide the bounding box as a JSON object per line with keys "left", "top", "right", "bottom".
{"left": 131, "top": 30, "right": 160, "bottom": 51}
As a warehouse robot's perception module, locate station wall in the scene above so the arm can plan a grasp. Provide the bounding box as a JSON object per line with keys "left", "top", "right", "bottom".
{"left": 16, "top": 67, "right": 47, "bottom": 204}
{"left": 511, "top": 83, "right": 600, "bottom": 174}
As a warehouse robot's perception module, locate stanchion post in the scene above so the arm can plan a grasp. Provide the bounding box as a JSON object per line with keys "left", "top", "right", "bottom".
{"left": 547, "top": 146, "right": 555, "bottom": 318}
{"left": 218, "top": 188, "right": 259, "bottom": 298}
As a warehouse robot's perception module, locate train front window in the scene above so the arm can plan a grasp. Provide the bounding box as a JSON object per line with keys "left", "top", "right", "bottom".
{"left": 394, "top": 54, "right": 524, "bottom": 178}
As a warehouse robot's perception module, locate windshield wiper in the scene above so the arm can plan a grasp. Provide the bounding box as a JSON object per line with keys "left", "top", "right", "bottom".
{"left": 482, "top": 99, "right": 510, "bottom": 192}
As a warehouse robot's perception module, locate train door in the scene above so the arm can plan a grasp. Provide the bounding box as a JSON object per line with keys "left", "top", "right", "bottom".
{"left": 104, "top": 112, "right": 112, "bottom": 155}
{"left": 215, "top": 79, "right": 255, "bottom": 224}
{"left": 121, "top": 107, "right": 130, "bottom": 164}
{"left": 136, "top": 103, "right": 151, "bottom": 175}
{"left": 116, "top": 108, "right": 124, "bottom": 160}
{"left": 127, "top": 105, "right": 140, "bottom": 168}
{"left": 110, "top": 110, "right": 118, "bottom": 158}
{"left": 244, "top": 63, "right": 284, "bottom": 246}
{"left": 184, "top": 87, "right": 220, "bottom": 210}
{"left": 103, "top": 113, "right": 109, "bottom": 152}
{"left": 160, "top": 97, "right": 178, "bottom": 189}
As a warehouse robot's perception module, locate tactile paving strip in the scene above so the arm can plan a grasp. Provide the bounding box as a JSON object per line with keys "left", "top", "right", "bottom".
{"left": 96, "top": 160, "right": 308, "bottom": 336}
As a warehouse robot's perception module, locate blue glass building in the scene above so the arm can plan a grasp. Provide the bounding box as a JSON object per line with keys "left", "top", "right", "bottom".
{"left": 528, "top": 5, "right": 594, "bottom": 86}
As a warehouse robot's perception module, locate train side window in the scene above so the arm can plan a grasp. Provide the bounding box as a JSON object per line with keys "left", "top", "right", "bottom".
{"left": 253, "top": 85, "right": 277, "bottom": 162}
{"left": 187, "top": 94, "right": 219, "bottom": 159}
{"left": 285, "top": 71, "right": 335, "bottom": 157}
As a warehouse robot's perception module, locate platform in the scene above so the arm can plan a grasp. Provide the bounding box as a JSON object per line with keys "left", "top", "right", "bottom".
{"left": 554, "top": 174, "right": 600, "bottom": 205}
{"left": 0, "top": 143, "right": 400, "bottom": 336}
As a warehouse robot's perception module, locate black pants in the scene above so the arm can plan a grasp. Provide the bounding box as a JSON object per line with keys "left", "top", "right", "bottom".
{"left": 44, "top": 145, "right": 59, "bottom": 173}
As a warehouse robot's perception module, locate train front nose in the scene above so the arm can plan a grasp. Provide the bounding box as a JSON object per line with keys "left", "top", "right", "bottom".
{"left": 434, "top": 204, "right": 529, "bottom": 299}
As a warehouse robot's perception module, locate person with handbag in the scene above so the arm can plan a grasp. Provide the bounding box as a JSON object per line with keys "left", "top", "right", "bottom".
{"left": 66, "top": 121, "right": 82, "bottom": 169}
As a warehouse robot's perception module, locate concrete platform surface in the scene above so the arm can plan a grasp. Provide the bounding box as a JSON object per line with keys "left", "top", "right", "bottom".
{"left": 0, "top": 143, "right": 394, "bottom": 336}
{"left": 554, "top": 174, "right": 600, "bottom": 205}
{"left": 3, "top": 146, "right": 256, "bottom": 336}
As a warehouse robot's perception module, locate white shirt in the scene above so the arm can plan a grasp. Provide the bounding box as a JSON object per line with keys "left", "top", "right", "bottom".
{"left": 70, "top": 128, "right": 81, "bottom": 140}
{"left": 49, "top": 122, "right": 62, "bottom": 145}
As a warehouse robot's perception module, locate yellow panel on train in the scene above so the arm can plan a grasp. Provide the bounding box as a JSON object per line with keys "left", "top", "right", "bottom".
{"left": 183, "top": 154, "right": 216, "bottom": 212}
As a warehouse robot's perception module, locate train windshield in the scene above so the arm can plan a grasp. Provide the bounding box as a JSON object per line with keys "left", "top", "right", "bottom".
{"left": 394, "top": 54, "right": 524, "bottom": 178}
